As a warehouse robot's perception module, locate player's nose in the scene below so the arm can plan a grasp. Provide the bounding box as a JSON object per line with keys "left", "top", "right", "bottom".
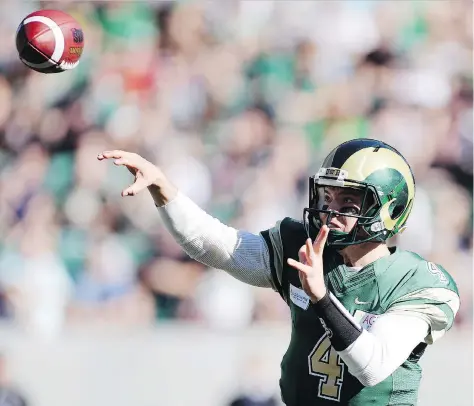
{"left": 323, "top": 210, "right": 344, "bottom": 229}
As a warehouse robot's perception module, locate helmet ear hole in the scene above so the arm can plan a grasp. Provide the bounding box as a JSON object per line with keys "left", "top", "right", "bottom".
{"left": 390, "top": 202, "right": 404, "bottom": 219}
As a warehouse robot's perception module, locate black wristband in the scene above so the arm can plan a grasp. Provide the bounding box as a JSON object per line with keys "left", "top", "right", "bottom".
{"left": 312, "top": 292, "right": 363, "bottom": 351}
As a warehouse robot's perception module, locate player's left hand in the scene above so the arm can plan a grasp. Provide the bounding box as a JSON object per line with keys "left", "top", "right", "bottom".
{"left": 287, "top": 225, "right": 330, "bottom": 303}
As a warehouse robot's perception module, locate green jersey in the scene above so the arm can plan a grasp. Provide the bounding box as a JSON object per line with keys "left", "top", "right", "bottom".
{"left": 261, "top": 217, "right": 460, "bottom": 406}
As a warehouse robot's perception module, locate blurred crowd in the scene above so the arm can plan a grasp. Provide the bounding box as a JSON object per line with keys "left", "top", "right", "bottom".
{"left": 0, "top": 0, "right": 471, "bottom": 339}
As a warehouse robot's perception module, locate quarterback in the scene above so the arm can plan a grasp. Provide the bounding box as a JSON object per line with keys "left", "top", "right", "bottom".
{"left": 98, "top": 138, "right": 460, "bottom": 406}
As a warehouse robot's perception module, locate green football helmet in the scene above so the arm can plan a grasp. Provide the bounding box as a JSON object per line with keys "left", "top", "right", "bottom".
{"left": 304, "top": 138, "right": 416, "bottom": 247}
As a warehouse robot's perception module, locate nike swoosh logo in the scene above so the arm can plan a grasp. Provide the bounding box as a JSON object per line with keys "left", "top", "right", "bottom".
{"left": 355, "top": 297, "right": 371, "bottom": 305}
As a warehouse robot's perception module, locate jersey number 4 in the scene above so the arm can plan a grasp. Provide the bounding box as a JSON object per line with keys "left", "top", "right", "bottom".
{"left": 308, "top": 334, "right": 345, "bottom": 402}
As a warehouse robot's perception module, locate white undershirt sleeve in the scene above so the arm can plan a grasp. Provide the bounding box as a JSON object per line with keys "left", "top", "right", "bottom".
{"left": 338, "top": 311, "right": 430, "bottom": 387}
{"left": 156, "top": 192, "right": 274, "bottom": 288}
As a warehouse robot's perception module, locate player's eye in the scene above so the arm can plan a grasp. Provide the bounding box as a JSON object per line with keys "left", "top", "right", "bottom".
{"left": 324, "top": 195, "right": 332, "bottom": 204}
{"left": 340, "top": 206, "right": 360, "bottom": 215}
{"left": 343, "top": 197, "right": 355, "bottom": 203}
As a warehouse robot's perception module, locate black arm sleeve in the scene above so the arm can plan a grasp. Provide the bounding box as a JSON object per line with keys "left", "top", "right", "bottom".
{"left": 312, "top": 292, "right": 363, "bottom": 351}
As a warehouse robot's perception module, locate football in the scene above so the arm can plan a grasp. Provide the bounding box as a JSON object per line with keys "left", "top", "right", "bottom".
{"left": 16, "top": 9, "right": 85, "bottom": 74}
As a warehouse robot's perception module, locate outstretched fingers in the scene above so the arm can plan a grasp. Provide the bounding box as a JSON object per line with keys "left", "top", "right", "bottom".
{"left": 122, "top": 177, "right": 148, "bottom": 197}
{"left": 98, "top": 151, "right": 140, "bottom": 175}
{"left": 98, "top": 150, "right": 124, "bottom": 160}
{"left": 287, "top": 257, "right": 312, "bottom": 276}
{"left": 97, "top": 150, "right": 137, "bottom": 161}
{"left": 313, "top": 225, "right": 330, "bottom": 255}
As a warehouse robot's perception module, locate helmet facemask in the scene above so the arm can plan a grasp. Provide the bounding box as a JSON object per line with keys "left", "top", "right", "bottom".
{"left": 304, "top": 171, "right": 387, "bottom": 248}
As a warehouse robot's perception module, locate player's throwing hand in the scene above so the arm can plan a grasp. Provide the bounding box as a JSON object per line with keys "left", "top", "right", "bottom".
{"left": 97, "top": 150, "right": 177, "bottom": 205}
{"left": 287, "top": 225, "right": 330, "bottom": 303}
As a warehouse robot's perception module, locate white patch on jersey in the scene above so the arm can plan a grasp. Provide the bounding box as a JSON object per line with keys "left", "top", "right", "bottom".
{"left": 289, "top": 283, "right": 310, "bottom": 310}
{"left": 21, "top": 15, "right": 65, "bottom": 69}
{"left": 354, "top": 310, "right": 380, "bottom": 331}
{"left": 427, "top": 262, "right": 448, "bottom": 285}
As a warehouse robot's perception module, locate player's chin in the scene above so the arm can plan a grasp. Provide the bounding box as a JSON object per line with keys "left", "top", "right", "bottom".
{"left": 328, "top": 224, "right": 349, "bottom": 233}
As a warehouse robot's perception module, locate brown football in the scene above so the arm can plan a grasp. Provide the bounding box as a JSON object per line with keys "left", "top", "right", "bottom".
{"left": 16, "top": 9, "right": 85, "bottom": 74}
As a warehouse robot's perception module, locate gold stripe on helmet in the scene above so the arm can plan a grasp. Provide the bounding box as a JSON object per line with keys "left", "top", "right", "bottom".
{"left": 340, "top": 147, "right": 415, "bottom": 201}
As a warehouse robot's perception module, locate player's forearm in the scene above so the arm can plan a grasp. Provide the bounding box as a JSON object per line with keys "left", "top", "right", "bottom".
{"left": 156, "top": 192, "right": 273, "bottom": 288}
{"left": 338, "top": 314, "right": 429, "bottom": 387}
{"left": 312, "top": 292, "right": 363, "bottom": 351}
{"left": 313, "top": 295, "right": 429, "bottom": 387}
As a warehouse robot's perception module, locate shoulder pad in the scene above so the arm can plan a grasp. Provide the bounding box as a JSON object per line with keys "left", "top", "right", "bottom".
{"left": 378, "top": 251, "right": 459, "bottom": 310}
